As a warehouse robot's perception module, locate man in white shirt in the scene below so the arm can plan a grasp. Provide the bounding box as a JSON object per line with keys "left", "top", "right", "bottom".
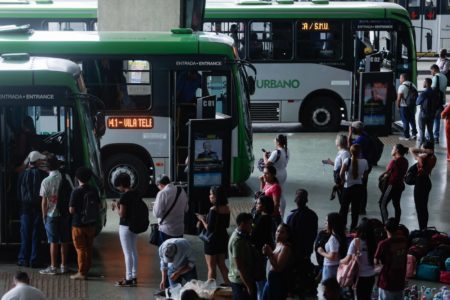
{"left": 1, "top": 272, "right": 47, "bottom": 300}
{"left": 436, "top": 49, "right": 450, "bottom": 75}
{"left": 430, "top": 64, "right": 447, "bottom": 143}
{"left": 396, "top": 73, "right": 418, "bottom": 141}
{"left": 152, "top": 175, "right": 188, "bottom": 246}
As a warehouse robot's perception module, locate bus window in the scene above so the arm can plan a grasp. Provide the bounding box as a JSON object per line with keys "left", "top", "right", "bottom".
{"left": 203, "top": 21, "right": 246, "bottom": 58}
{"left": 425, "top": 0, "right": 437, "bottom": 19}
{"left": 249, "top": 21, "right": 293, "bottom": 60}
{"left": 397, "top": 27, "right": 413, "bottom": 75}
{"left": 297, "top": 21, "right": 343, "bottom": 61}
{"left": 408, "top": 0, "right": 420, "bottom": 19}
{"left": 45, "top": 21, "right": 88, "bottom": 31}
{"left": 206, "top": 74, "right": 228, "bottom": 114}
{"left": 83, "top": 59, "right": 151, "bottom": 111}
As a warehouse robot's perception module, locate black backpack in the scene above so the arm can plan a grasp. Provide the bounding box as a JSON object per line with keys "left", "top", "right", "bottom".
{"left": 56, "top": 173, "right": 73, "bottom": 217}
{"left": 403, "top": 82, "right": 418, "bottom": 107}
{"left": 366, "top": 134, "right": 384, "bottom": 166}
{"left": 421, "top": 90, "right": 441, "bottom": 119}
{"left": 81, "top": 188, "right": 100, "bottom": 225}
{"left": 128, "top": 196, "right": 150, "bottom": 234}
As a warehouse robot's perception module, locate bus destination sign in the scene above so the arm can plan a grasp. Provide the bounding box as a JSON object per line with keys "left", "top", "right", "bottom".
{"left": 107, "top": 116, "right": 153, "bottom": 129}
{"left": 300, "top": 22, "right": 330, "bottom": 31}
{"left": 353, "top": 20, "right": 394, "bottom": 31}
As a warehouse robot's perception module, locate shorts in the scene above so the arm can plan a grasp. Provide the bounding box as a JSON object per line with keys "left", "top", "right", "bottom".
{"left": 45, "top": 216, "right": 71, "bottom": 243}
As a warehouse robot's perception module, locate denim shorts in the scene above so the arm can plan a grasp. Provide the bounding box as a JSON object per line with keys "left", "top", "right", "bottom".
{"left": 45, "top": 216, "right": 71, "bottom": 243}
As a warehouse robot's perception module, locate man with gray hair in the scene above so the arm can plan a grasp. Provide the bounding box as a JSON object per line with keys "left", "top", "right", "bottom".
{"left": 152, "top": 175, "right": 188, "bottom": 246}
{"left": 1, "top": 271, "right": 47, "bottom": 300}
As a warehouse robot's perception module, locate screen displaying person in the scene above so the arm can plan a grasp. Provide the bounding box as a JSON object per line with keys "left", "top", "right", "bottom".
{"left": 197, "top": 142, "right": 219, "bottom": 161}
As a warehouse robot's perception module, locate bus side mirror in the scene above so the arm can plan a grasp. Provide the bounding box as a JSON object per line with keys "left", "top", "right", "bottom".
{"left": 248, "top": 76, "right": 256, "bottom": 95}
{"left": 95, "top": 112, "right": 106, "bottom": 137}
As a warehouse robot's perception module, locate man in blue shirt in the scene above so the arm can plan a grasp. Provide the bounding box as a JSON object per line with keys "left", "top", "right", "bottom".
{"left": 417, "top": 78, "right": 437, "bottom": 145}
{"left": 159, "top": 238, "right": 197, "bottom": 289}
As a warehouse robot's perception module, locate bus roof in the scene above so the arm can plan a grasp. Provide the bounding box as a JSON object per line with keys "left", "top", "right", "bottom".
{"left": 0, "top": 1, "right": 96, "bottom": 19}
{"left": 0, "top": 30, "right": 236, "bottom": 57}
{"left": 205, "top": 1, "right": 410, "bottom": 21}
{"left": 0, "top": 56, "right": 79, "bottom": 75}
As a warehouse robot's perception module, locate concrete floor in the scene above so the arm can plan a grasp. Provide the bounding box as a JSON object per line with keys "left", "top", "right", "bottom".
{"left": 0, "top": 129, "right": 449, "bottom": 299}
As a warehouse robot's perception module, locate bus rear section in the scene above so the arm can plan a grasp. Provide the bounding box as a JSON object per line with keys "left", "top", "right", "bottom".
{"left": 0, "top": 55, "right": 105, "bottom": 244}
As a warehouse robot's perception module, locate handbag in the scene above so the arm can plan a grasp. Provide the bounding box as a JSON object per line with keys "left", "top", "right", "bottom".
{"left": 198, "top": 228, "right": 214, "bottom": 243}
{"left": 337, "top": 238, "right": 360, "bottom": 288}
{"left": 378, "top": 159, "right": 398, "bottom": 192}
{"left": 149, "top": 187, "right": 182, "bottom": 246}
{"left": 404, "top": 163, "right": 418, "bottom": 185}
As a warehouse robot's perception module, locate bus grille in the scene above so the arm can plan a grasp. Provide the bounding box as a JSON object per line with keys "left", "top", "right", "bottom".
{"left": 250, "top": 103, "right": 280, "bottom": 122}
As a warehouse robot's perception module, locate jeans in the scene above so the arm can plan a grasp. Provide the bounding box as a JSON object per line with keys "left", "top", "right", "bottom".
{"left": 321, "top": 264, "right": 338, "bottom": 282}
{"left": 262, "top": 271, "right": 288, "bottom": 300}
{"left": 399, "top": 106, "right": 417, "bottom": 138}
{"left": 72, "top": 226, "right": 96, "bottom": 276}
{"left": 378, "top": 288, "right": 403, "bottom": 300}
{"left": 414, "top": 175, "right": 432, "bottom": 230}
{"left": 340, "top": 184, "right": 364, "bottom": 230}
{"left": 255, "top": 280, "right": 266, "bottom": 300}
{"left": 418, "top": 116, "right": 434, "bottom": 144}
{"left": 356, "top": 276, "right": 375, "bottom": 300}
{"left": 119, "top": 225, "right": 138, "bottom": 280}
{"left": 379, "top": 185, "right": 404, "bottom": 224}
{"left": 433, "top": 114, "right": 441, "bottom": 140}
{"left": 168, "top": 266, "right": 197, "bottom": 287}
{"left": 18, "top": 209, "right": 42, "bottom": 265}
{"left": 231, "top": 282, "right": 257, "bottom": 300}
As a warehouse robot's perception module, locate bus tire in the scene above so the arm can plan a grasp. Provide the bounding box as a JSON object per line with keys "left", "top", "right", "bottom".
{"left": 103, "top": 154, "right": 149, "bottom": 197}
{"left": 303, "top": 97, "right": 341, "bottom": 132}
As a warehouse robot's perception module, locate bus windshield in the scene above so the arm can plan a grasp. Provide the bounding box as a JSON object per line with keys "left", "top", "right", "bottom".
{"left": 79, "top": 99, "right": 102, "bottom": 180}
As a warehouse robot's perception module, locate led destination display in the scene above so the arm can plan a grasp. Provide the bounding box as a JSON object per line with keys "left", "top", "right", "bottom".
{"left": 107, "top": 116, "right": 153, "bottom": 129}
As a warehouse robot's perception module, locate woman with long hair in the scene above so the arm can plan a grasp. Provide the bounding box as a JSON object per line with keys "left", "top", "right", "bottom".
{"left": 264, "top": 134, "right": 289, "bottom": 217}
{"left": 339, "top": 144, "right": 369, "bottom": 230}
{"left": 317, "top": 212, "right": 347, "bottom": 282}
{"left": 262, "top": 223, "right": 292, "bottom": 300}
{"left": 324, "top": 134, "right": 350, "bottom": 202}
{"left": 251, "top": 195, "right": 275, "bottom": 300}
{"left": 379, "top": 144, "right": 409, "bottom": 224}
{"left": 196, "top": 186, "right": 231, "bottom": 285}
{"left": 260, "top": 165, "right": 282, "bottom": 226}
{"left": 340, "top": 218, "right": 376, "bottom": 300}
{"left": 411, "top": 142, "right": 437, "bottom": 230}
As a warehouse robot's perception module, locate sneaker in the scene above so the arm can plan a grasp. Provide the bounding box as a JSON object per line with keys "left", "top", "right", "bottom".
{"left": 39, "top": 266, "right": 57, "bottom": 275}
{"left": 59, "top": 265, "right": 67, "bottom": 274}
{"left": 115, "top": 279, "right": 135, "bottom": 287}
{"left": 70, "top": 273, "right": 86, "bottom": 280}
{"left": 399, "top": 136, "right": 409, "bottom": 141}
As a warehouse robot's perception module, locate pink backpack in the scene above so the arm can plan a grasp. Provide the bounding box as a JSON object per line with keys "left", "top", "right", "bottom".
{"left": 406, "top": 254, "right": 417, "bottom": 278}
{"left": 337, "top": 238, "right": 360, "bottom": 287}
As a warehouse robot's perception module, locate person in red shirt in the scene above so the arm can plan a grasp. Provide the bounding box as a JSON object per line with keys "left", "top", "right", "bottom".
{"left": 378, "top": 144, "right": 409, "bottom": 224}
{"left": 374, "top": 218, "right": 408, "bottom": 300}
{"left": 441, "top": 104, "right": 450, "bottom": 162}
{"left": 411, "top": 142, "right": 437, "bottom": 230}
{"left": 259, "top": 165, "right": 282, "bottom": 226}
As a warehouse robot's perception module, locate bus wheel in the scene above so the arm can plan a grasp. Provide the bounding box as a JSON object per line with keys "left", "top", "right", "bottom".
{"left": 303, "top": 97, "right": 341, "bottom": 132}
{"left": 103, "top": 154, "right": 149, "bottom": 197}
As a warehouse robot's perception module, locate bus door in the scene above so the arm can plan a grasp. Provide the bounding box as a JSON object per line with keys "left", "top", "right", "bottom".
{"left": 404, "top": 0, "right": 439, "bottom": 53}
{"left": 173, "top": 70, "right": 230, "bottom": 183}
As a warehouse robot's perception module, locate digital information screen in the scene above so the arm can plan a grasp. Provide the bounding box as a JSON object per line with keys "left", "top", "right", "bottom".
{"left": 107, "top": 116, "right": 153, "bottom": 129}
{"left": 300, "top": 22, "right": 330, "bottom": 31}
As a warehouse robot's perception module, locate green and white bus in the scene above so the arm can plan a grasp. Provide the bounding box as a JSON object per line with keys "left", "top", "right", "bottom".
{"left": 0, "top": 0, "right": 96, "bottom": 31}
{"left": 0, "top": 30, "right": 254, "bottom": 195}
{"left": 204, "top": 0, "right": 417, "bottom": 130}
{"left": 0, "top": 55, "right": 106, "bottom": 243}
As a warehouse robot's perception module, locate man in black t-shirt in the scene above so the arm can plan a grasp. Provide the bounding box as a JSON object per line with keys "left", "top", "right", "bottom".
{"left": 69, "top": 167, "right": 99, "bottom": 280}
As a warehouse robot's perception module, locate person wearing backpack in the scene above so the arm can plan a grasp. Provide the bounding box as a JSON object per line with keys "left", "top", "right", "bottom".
{"left": 417, "top": 78, "right": 439, "bottom": 145}
{"left": 411, "top": 142, "right": 437, "bottom": 230}
{"left": 396, "top": 73, "right": 418, "bottom": 141}
{"left": 430, "top": 64, "right": 447, "bottom": 144}
{"left": 39, "top": 154, "right": 73, "bottom": 276}
{"left": 17, "top": 151, "right": 48, "bottom": 268}
{"left": 111, "top": 173, "right": 141, "bottom": 287}
{"left": 69, "top": 167, "right": 100, "bottom": 280}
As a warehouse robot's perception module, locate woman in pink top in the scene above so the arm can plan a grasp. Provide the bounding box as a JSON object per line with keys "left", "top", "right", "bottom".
{"left": 260, "top": 165, "right": 282, "bottom": 226}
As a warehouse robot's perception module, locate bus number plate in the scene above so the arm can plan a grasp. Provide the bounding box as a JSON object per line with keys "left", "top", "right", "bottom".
{"left": 107, "top": 117, "right": 153, "bottom": 129}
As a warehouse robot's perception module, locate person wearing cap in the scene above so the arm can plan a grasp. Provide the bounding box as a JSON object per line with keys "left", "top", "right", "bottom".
{"left": 158, "top": 238, "right": 197, "bottom": 289}
{"left": 286, "top": 189, "right": 318, "bottom": 297}
{"left": 17, "top": 151, "right": 48, "bottom": 268}
{"left": 153, "top": 175, "right": 189, "bottom": 246}
{"left": 348, "top": 121, "right": 371, "bottom": 215}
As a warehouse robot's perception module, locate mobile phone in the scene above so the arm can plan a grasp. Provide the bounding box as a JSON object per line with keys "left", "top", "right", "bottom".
{"left": 261, "top": 148, "right": 266, "bottom": 153}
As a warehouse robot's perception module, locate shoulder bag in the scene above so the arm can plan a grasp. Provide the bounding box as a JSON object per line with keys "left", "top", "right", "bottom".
{"left": 149, "top": 187, "right": 182, "bottom": 246}
{"left": 404, "top": 163, "right": 418, "bottom": 186}
{"left": 337, "top": 238, "right": 360, "bottom": 288}
{"left": 378, "top": 159, "right": 397, "bottom": 192}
